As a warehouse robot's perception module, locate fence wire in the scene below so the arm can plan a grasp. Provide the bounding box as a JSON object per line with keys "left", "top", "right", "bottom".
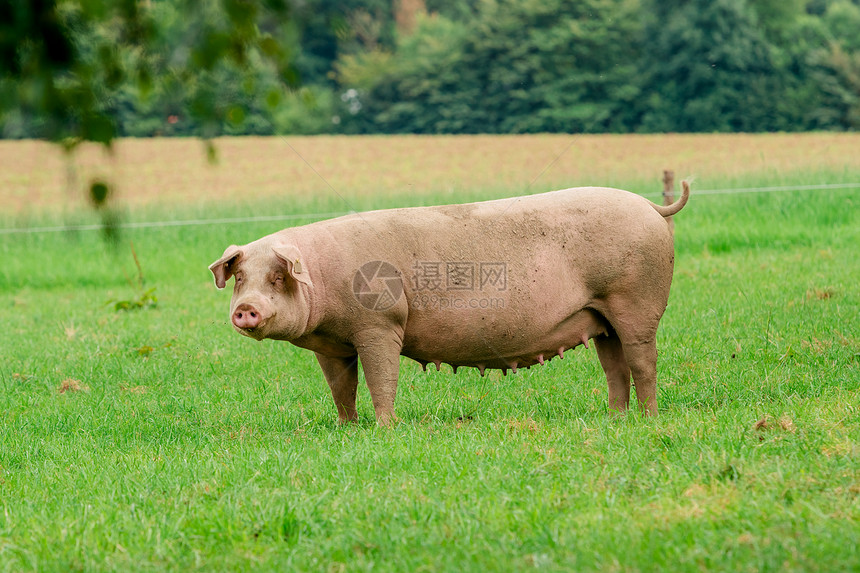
{"left": 2, "top": 182, "right": 858, "bottom": 235}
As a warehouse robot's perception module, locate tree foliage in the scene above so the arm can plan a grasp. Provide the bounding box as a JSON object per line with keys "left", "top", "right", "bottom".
{"left": 2, "top": 0, "right": 860, "bottom": 140}
{"left": 336, "top": 0, "right": 642, "bottom": 134}
{"left": 0, "top": 0, "right": 294, "bottom": 144}
{"left": 638, "top": 0, "right": 782, "bottom": 132}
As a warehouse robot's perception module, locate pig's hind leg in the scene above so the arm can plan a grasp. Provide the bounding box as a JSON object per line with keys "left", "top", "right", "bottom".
{"left": 618, "top": 336, "right": 659, "bottom": 415}
{"left": 316, "top": 353, "right": 360, "bottom": 423}
{"left": 594, "top": 330, "right": 631, "bottom": 412}
{"left": 591, "top": 299, "right": 663, "bottom": 416}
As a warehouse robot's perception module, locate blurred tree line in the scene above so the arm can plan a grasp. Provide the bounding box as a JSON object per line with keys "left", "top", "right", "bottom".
{"left": 2, "top": 0, "right": 859, "bottom": 142}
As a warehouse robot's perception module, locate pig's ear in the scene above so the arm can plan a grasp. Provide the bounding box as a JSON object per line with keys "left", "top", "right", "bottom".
{"left": 272, "top": 244, "right": 313, "bottom": 287}
{"left": 209, "top": 246, "right": 242, "bottom": 289}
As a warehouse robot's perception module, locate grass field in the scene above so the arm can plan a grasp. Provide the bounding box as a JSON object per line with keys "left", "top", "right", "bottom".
{"left": 0, "top": 134, "right": 859, "bottom": 572}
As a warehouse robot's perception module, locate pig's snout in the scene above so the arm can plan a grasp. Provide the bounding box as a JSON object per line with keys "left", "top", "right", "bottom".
{"left": 232, "top": 303, "right": 262, "bottom": 331}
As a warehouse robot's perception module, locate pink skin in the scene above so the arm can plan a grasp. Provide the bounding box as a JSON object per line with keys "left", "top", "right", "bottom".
{"left": 232, "top": 304, "right": 261, "bottom": 330}
{"left": 210, "top": 184, "right": 690, "bottom": 425}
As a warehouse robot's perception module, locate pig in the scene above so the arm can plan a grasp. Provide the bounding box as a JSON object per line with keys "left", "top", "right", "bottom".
{"left": 209, "top": 183, "right": 690, "bottom": 425}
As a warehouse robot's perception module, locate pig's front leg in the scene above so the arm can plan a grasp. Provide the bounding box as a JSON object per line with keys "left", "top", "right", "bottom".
{"left": 353, "top": 329, "right": 404, "bottom": 426}
{"left": 315, "top": 353, "right": 359, "bottom": 423}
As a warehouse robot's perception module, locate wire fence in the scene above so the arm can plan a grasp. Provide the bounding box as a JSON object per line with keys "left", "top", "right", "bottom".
{"left": 0, "top": 212, "right": 349, "bottom": 235}
{"left": 639, "top": 181, "right": 860, "bottom": 199}
{"left": 2, "top": 181, "right": 858, "bottom": 235}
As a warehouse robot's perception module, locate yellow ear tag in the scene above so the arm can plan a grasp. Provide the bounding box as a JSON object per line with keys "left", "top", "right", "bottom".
{"left": 293, "top": 259, "right": 303, "bottom": 274}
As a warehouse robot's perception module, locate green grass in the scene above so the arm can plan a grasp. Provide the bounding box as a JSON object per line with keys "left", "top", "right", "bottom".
{"left": 1, "top": 173, "right": 859, "bottom": 572}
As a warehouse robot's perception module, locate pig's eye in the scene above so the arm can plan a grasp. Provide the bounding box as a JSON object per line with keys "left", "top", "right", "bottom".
{"left": 235, "top": 274, "right": 244, "bottom": 284}
{"left": 272, "top": 274, "right": 285, "bottom": 287}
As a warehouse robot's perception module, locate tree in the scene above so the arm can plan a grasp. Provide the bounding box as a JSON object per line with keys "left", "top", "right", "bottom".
{"left": 811, "top": 0, "right": 860, "bottom": 128}
{"left": 337, "top": 0, "right": 642, "bottom": 133}
{"left": 637, "top": 0, "right": 788, "bottom": 132}
{"left": 0, "top": 0, "right": 295, "bottom": 207}
{"left": 2, "top": 0, "right": 858, "bottom": 141}
{"left": 747, "top": 0, "right": 806, "bottom": 42}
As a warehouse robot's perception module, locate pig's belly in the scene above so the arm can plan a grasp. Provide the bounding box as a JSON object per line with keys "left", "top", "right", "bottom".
{"left": 400, "top": 307, "right": 609, "bottom": 374}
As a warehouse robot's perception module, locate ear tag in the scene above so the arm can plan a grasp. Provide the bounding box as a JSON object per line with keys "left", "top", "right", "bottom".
{"left": 293, "top": 259, "right": 303, "bottom": 274}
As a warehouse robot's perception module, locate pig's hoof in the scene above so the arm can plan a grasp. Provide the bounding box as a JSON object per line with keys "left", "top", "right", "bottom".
{"left": 607, "top": 405, "right": 629, "bottom": 418}
{"left": 375, "top": 413, "right": 400, "bottom": 427}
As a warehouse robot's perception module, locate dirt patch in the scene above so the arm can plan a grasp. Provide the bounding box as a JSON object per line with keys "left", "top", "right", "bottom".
{"left": 58, "top": 378, "right": 90, "bottom": 394}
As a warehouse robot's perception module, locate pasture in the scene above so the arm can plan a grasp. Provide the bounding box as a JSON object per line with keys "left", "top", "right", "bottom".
{"left": 0, "top": 134, "right": 858, "bottom": 572}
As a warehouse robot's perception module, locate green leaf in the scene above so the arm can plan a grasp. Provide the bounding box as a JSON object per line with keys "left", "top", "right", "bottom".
{"left": 205, "top": 140, "right": 218, "bottom": 165}
{"left": 226, "top": 105, "right": 245, "bottom": 126}
{"left": 265, "top": 88, "right": 283, "bottom": 109}
{"left": 258, "top": 35, "right": 283, "bottom": 59}
{"left": 89, "top": 179, "right": 111, "bottom": 207}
